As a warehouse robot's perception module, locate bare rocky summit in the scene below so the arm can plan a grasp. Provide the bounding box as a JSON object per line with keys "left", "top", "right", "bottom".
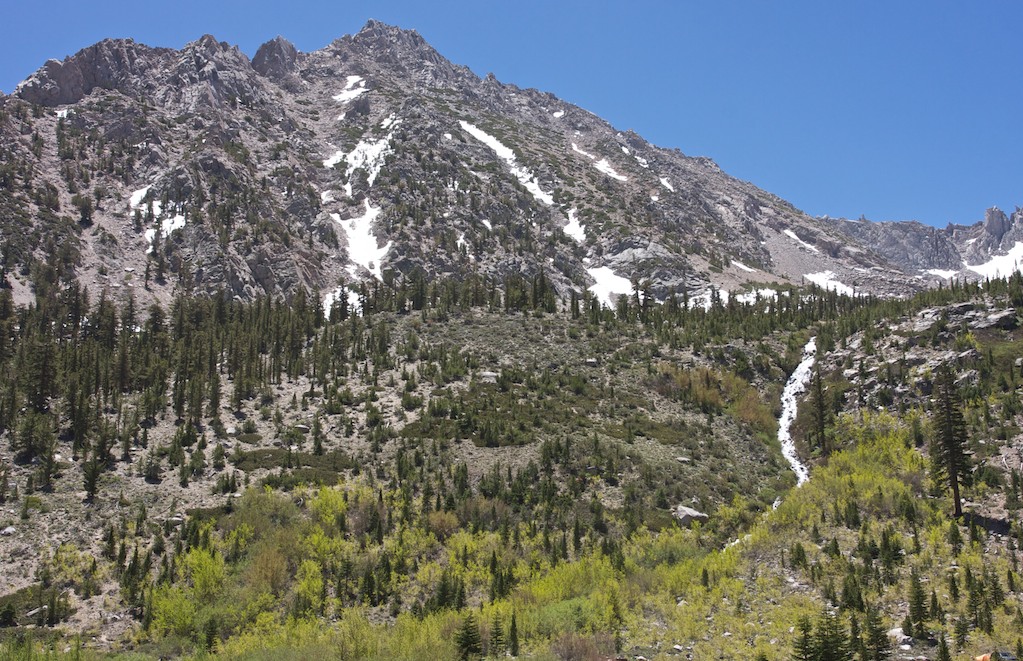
{"left": 1, "top": 20, "right": 1020, "bottom": 310}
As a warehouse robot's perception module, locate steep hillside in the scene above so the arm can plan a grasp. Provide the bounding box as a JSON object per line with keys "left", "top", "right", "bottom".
{"left": 1, "top": 21, "right": 936, "bottom": 314}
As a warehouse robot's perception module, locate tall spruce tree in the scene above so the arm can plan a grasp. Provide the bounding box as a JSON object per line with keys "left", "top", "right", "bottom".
{"left": 930, "top": 364, "right": 969, "bottom": 518}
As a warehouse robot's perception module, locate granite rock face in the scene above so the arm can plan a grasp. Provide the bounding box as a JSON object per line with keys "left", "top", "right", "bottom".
{"left": 1, "top": 21, "right": 1016, "bottom": 308}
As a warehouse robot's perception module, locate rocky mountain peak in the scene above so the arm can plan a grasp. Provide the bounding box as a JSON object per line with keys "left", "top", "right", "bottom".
{"left": 15, "top": 38, "right": 168, "bottom": 106}
{"left": 984, "top": 206, "right": 1011, "bottom": 238}
{"left": 252, "top": 35, "right": 300, "bottom": 81}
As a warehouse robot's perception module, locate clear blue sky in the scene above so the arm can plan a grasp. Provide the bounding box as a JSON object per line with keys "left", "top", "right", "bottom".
{"left": 2, "top": 0, "right": 1020, "bottom": 227}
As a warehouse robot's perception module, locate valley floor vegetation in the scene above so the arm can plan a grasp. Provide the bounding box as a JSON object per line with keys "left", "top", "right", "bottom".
{"left": 1, "top": 270, "right": 1022, "bottom": 659}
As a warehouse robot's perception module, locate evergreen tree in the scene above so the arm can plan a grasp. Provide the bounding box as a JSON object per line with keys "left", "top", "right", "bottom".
{"left": 793, "top": 615, "right": 817, "bottom": 661}
{"left": 456, "top": 612, "right": 483, "bottom": 660}
{"left": 930, "top": 364, "right": 969, "bottom": 517}
{"left": 935, "top": 634, "right": 951, "bottom": 661}
{"left": 509, "top": 611, "right": 519, "bottom": 657}
{"left": 815, "top": 609, "right": 851, "bottom": 661}
{"left": 862, "top": 606, "right": 891, "bottom": 660}
{"left": 907, "top": 569, "right": 927, "bottom": 637}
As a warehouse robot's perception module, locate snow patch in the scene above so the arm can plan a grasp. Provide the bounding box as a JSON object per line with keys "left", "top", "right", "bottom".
{"left": 659, "top": 177, "right": 675, "bottom": 192}
{"left": 571, "top": 143, "right": 595, "bottom": 160}
{"left": 634, "top": 155, "right": 649, "bottom": 168}
{"left": 552, "top": 110, "right": 565, "bottom": 118}
{"left": 594, "top": 159, "right": 627, "bottom": 182}
{"left": 459, "top": 120, "right": 553, "bottom": 205}
{"left": 778, "top": 338, "right": 816, "bottom": 486}
{"left": 805, "top": 271, "right": 854, "bottom": 296}
{"left": 732, "top": 260, "right": 756, "bottom": 273}
{"left": 481, "top": 219, "right": 493, "bottom": 231}
{"left": 784, "top": 229, "right": 820, "bottom": 253}
{"left": 380, "top": 114, "right": 399, "bottom": 130}
{"left": 324, "top": 128, "right": 396, "bottom": 188}
{"left": 320, "top": 190, "right": 334, "bottom": 204}
{"left": 587, "top": 266, "right": 632, "bottom": 309}
{"left": 563, "top": 208, "right": 585, "bottom": 243}
{"left": 734, "top": 288, "right": 778, "bottom": 305}
{"left": 443, "top": 133, "right": 452, "bottom": 140}
{"left": 129, "top": 185, "right": 152, "bottom": 210}
{"left": 620, "top": 146, "right": 630, "bottom": 155}
{"left": 333, "top": 75, "right": 367, "bottom": 103}
{"left": 332, "top": 200, "right": 391, "bottom": 281}
{"left": 651, "top": 195, "right": 659, "bottom": 202}
{"left": 55, "top": 108, "right": 70, "bottom": 119}
{"left": 143, "top": 213, "right": 186, "bottom": 255}
{"left": 924, "top": 268, "right": 957, "bottom": 280}
{"left": 965, "top": 241, "right": 1023, "bottom": 279}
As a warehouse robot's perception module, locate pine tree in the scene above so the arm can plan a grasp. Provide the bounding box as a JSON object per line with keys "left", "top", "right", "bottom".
{"left": 509, "top": 611, "right": 519, "bottom": 656}
{"left": 490, "top": 613, "right": 505, "bottom": 656}
{"left": 862, "top": 606, "right": 891, "bottom": 660}
{"left": 931, "top": 364, "right": 969, "bottom": 517}
{"left": 456, "top": 612, "right": 483, "bottom": 660}
{"left": 907, "top": 569, "right": 927, "bottom": 637}
{"left": 815, "top": 609, "right": 851, "bottom": 661}
{"left": 935, "top": 634, "right": 951, "bottom": 661}
{"left": 793, "top": 615, "right": 817, "bottom": 661}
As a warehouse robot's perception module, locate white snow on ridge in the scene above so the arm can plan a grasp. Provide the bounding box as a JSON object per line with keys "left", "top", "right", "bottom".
{"left": 594, "top": 159, "right": 627, "bottom": 182}
{"left": 924, "top": 268, "right": 957, "bottom": 280}
{"left": 333, "top": 75, "right": 368, "bottom": 103}
{"left": 552, "top": 110, "right": 565, "bottom": 118}
{"left": 571, "top": 143, "right": 596, "bottom": 160}
{"left": 634, "top": 155, "right": 649, "bottom": 168}
{"left": 563, "top": 208, "right": 585, "bottom": 243}
{"left": 459, "top": 120, "right": 553, "bottom": 206}
{"left": 587, "top": 266, "right": 632, "bottom": 309}
{"left": 805, "top": 271, "right": 854, "bottom": 296}
{"left": 965, "top": 241, "right": 1023, "bottom": 279}
{"left": 732, "top": 260, "right": 756, "bottom": 273}
{"left": 332, "top": 200, "right": 391, "bottom": 281}
{"left": 659, "top": 177, "right": 675, "bottom": 192}
{"left": 784, "top": 229, "right": 820, "bottom": 253}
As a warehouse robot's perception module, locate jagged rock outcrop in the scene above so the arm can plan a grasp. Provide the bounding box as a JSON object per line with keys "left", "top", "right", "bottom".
{"left": 1, "top": 20, "right": 1018, "bottom": 308}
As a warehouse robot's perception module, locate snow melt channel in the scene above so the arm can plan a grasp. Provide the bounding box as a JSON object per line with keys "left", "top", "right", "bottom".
{"left": 459, "top": 120, "right": 553, "bottom": 206}
{"left": 778, "top": 338, "right": 816, "bottom": 487}
{"left": 332, "top": 200, "right": 391, "bottom": 281}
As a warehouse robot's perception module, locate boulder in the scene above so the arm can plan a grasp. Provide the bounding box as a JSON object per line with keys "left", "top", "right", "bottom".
{"left": 673, "top": 505, "right": 708, "bottom": 527}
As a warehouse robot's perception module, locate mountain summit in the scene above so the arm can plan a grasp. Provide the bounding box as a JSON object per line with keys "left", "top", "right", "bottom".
{"left": 1, "top": 22, "right": 1018, "bottom": 308}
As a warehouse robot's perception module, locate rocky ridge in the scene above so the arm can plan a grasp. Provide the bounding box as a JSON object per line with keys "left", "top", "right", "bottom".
{"left": 0, "top": 21, "right": 1019, "bottom": 311}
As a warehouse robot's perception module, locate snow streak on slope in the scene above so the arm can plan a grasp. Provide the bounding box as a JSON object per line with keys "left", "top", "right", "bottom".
{"left": 965, "top": 241, "right": 1023, "bottom": 279}
{"left": 659, "top": 177, "right": 675, "bottom": 192}
{"left": 332, "top": 200, "right": 391, "bottom": 281}
{"left": 563, "top": 208, "right": 585, "bottom": 243}
{"left": 805, "top": 271, "right": 854, "bottom": 296}
{"left": 732, "top": 260, "right": 756, "bottom": 273}
{"left": 784, "top": 229, "right": 819, "bottom": 253}
{"left": 323, "top": 118, "right": 400, "bottom": 189}
{"left": 459, "top": 121, "right": 553, "bottom": 206}
{"left": 594, "top": 159, "right": 627, "bottom": 181}
{"left": 333, "top": 75, "right": 368, "bottom": 104}
{"left": 587, "top": 266, "right": 632, "bottom": 309}
{"left": 778, "top": 338, "right": 816, "bottom": 486}
{"left": 571, "top": 143, "right": 595, "bottom": 160}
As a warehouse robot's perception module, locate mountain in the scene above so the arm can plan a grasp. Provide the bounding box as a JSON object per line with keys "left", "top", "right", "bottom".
{"left": 7, "top": 20, "right": 1011, "bottom": 313}
{"left": 2, "top": 23, "right": 1023, "bottom": 660}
